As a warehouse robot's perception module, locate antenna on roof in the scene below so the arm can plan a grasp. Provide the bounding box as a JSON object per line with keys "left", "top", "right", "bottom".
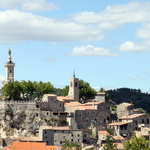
{"left": 73, "top": 69, "right": 76, "bottom": 78}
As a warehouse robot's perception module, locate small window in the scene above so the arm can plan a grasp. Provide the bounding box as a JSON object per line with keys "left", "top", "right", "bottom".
{"left": 75, "top": 82, "right": 78, "bottom": 87}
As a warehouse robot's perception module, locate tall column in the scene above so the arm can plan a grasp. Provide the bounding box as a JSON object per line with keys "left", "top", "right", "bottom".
{"left": 68, "top": 71, "right": 79, "bottom": 101}
{"left": 4, "top": 49, "right": 15, "bottom": 83}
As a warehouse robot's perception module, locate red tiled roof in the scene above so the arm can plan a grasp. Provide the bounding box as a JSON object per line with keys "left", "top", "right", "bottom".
{"left": 99, "top": 131, "right": 109, "bottom": 136}
{"left": 113, "top": 136, "right": 125, "bottom": 140}
{"left": 8, "top": 142, "right": 56, "bottom": 150}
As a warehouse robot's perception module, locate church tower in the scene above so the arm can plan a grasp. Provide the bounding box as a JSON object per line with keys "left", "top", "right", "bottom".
{"left": 4, "top": 49, "right": 15, "bottom": 83}
{"left": 68, "top": 71, "right": 79, "bottom": 101}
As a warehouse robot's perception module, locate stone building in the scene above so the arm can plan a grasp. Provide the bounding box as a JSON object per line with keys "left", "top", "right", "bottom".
{"left": 117, "top": 102, "right": 133, "bottom": 118}
{"left": 39, "top": 126, "right": 89, "bottom": 147}
{"left": 68, "top": 72, "right": 79, "bottom": 102}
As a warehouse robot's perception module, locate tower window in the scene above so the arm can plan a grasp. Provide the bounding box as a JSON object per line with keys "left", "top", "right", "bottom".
{"left": 10, "top": 69, "right": 12, "bottom": 73}
{"left": 75, "top": 82, "right": 78, "bottom": 87}
{"left": 70, "top": 82, "right": 72, "bottom": 87}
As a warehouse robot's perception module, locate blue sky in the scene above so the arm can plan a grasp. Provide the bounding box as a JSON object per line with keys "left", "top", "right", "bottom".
{"left": 0, "top": 0, "right": 150, "bottom": 92}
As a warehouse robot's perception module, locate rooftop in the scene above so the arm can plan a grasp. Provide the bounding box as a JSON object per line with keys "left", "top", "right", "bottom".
{"left": 7, "top": 142, "right": 56, "bottom": 150}
{"left": 119, "top": 113, "right": 146, "bottom": 119}
{"left": 99, "top": 130, "right": 109, "bottom": 136}
{"left": 108, "top": 121, "right": 131, "bottom": 126}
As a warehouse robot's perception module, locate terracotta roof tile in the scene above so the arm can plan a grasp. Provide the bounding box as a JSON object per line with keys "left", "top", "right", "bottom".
{"left": 119, "top": 113, "right": 145, "bottom": 119}
{"left": 108, "top": 121, "right": 131, "bottom": 126}
{"left": 9, "top": 142, "right": 56, "bottom": 150}
{"left": 99, "top": 131, "right": 109, "bottom": 136}
{"left": 113, "top": 136, "right": 125, "bottom": 140}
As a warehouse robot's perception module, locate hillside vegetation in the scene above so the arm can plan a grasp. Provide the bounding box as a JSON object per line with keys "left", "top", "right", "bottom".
{"left": 107, "top": 88, "right": 150, "bottom": 113}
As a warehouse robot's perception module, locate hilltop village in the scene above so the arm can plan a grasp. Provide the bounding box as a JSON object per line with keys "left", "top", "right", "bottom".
{"left": 0, "top": 50, "right": 150, "bottom": 150}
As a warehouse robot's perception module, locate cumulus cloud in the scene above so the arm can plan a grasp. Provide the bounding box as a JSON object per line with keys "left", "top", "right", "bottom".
{"left": 1, "top": 2, "right": 150, "bottom": 45}
{"left": 0, "top": 10, "right": 102, "bottom": 43}
{"left": 68, "top": 45, "right": 119, "bottom": 57}
{"left": 119, "top": 41, "right": 149, "bottom": 52}
{"left": 0, "top": 0, "right": 58, "bottom": 11}
{"left": 73, "top": 2, "right": 150, "bottom": 26}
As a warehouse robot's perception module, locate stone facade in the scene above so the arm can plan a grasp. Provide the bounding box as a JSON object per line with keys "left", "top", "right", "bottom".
{"left": 4, "top": 50, "right": 15, "bottom": 84}
{"left": 39, "top": 126, "right": 89, "bottom": 147}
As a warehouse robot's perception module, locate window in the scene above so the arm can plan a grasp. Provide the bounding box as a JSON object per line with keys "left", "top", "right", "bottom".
{"left": 45, "top": 131, "right": 47, "bottom": 134}
{"left": 75, "top": 82, "right": 78, "bottom": 87}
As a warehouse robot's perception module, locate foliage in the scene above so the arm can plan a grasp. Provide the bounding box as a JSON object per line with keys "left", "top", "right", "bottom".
{"left": 61, "top": 80, "right": 97, "bottom": 103}
{"left": 62, "top": 140, "right": 81, "bottom": 150}
{"left": 107, "top": 88, "right": 150, "bottom": 113}
{"left": 124, "top": 133, "right": 150, "bottom": 150}
{"left": 61, "top": 86, "right": 69, "bottom": 96}
{"left": 1, "top": 80, "right": 55, "bottom": 100}
{"left": 79, "top": 79, "right": 97, "bottom": 102}
{"left": 99, "top": 87, "right": 110, "bottom": 102}
{"left": 58, "top": 118, "right": 69, "bottom": 126}
{"left": 2, "top": 81, "right": 22, "bottom": 100}
{"left": 103, "top": 135, "right": 118, "bottom": 150}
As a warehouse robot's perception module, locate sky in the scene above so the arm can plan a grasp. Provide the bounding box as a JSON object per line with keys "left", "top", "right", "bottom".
{"left": 0, "top": 0, "right": 150, "bottom": 93}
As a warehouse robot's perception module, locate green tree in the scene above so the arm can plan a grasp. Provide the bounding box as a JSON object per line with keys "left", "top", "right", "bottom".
{"left": 79, "top": 79, "right": 96, "bottom": 102}
{"left": 61, "top": 80, "right": 97, "bottom": 103}
{"left": 33, "top": 81, "right": 55, "bottom": 99}
{"left": 62, "top": 140, "right": 81, "bottom": 150}
{"left": 124, "top": 133, "right": 150, "bottom": 150}
{"left": 2, "top": 81, "right": 22, "bottom": 100}
{"left": 61, "top": 86, "right": 69, "bottom": 96}
{"left": 20, "top": 80, "right": 35, "bottom": 100}
{"left": 103, "top": 135, "right": 118, "bottom": 150}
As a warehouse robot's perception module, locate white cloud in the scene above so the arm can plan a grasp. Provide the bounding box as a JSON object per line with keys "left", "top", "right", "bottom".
{"left": 0, "top": 0, "right": 58, "bottom": 11}
{"left": 68, "top": 45, "right": 119, "bottom": 57}
{"left": 0, "top": 10, "right": 103, "bottom": 43}
{"left": 22, "top": 0, "right": 58, "bottom": 12}
{"left": 73, "top": 2, "right": 150, "bottom": 26}
{"left": 128, "top": 76, "right": 142, "bottom": 80}
{"left": 137, "top": 23, "right": 150, "bottom": 40}
{"left": 119, "top": 41, "right": 149, "bottom": 52}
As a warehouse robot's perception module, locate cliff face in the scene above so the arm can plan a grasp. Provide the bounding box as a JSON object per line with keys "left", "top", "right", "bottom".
{"left": 0, "top": 102, "right": 66, "bottom": 138}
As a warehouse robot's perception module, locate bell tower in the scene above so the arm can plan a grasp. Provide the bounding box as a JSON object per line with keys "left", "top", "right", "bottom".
{"left": 4, "top": 49, "right": 15, "bottom": 83}
{"left": 68, "top": 70, "right": 79, "bottom": 101}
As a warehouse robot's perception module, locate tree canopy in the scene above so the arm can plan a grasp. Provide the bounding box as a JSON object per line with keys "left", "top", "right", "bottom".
{"left": 107, "top": 88, "right": 150, "bottom": 113}
{"left": 61, "top": 79, "right": 97, "bottom": 102}
{"left": 124, "top": 133, "right": 150, "bottom": 150}
{"left": 103, "top": 135, "right": 118, "bottom": 150}
{"left": 1, "top": 80, "right": 55, "bottom": 100}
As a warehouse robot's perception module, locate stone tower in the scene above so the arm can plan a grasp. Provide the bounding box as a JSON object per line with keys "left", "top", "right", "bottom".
{"left": 68, "top": 71, "right": 79, "bottom": 101}
{"left": 4, "top": 49, "right": 15, "bottom": 83}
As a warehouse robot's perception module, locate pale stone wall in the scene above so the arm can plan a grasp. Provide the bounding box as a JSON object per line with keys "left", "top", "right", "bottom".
{"left": 117, "top": 103, "right": 133, "bottom": 118}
